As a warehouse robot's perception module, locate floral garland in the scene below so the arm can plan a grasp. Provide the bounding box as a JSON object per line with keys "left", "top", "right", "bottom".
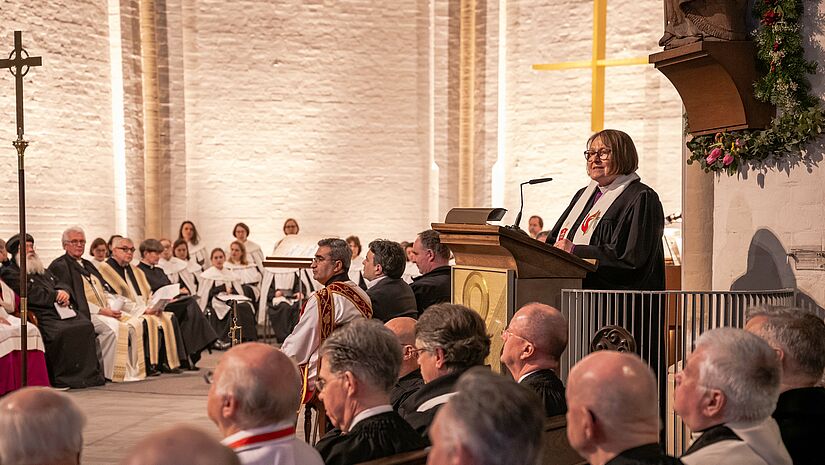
{"left": 685, "top": 0, "right": 824, "bottom": 175}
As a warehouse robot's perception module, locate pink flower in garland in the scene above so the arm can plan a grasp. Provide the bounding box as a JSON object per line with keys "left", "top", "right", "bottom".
{"left": 762, "top": 9, "right": 780, "bottom": 25}
{"left": 723, "top": 152, "right": 735, "bottom": 166}
{"left": 706, "top": 147, "right": 723, "bottom": 164}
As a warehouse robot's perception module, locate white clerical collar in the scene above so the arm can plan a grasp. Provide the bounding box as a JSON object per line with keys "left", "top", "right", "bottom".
{"left": 517, "top": 370, "right": 540, "bottom": 383}
{"left": 365, "top": 275, "right": 387, "bottom": 289}
{"left": 221, "top": 420, "right": 295, "bottom": 449}
{"left": 348, "top": 404, "right": 393, "bottom": 431}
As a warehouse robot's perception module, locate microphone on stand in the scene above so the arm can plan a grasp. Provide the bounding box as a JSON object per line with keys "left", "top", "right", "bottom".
{"left": 510, "top": 177, "right": 553, "bottom": 231}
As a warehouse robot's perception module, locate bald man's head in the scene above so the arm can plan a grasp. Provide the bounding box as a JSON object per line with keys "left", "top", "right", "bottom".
{"left": 386, "top": 316, "right": 420, "bottom": 378}
{"left": 208, "top": 342, "right": 301, "bottom": 433}
{"left": 0, "top": 387, "right": 86, "bottom": 465}
{"left": 511, "top": 303, "right": 568, "bottom": 359}
{"left": 566, "top": 352, "right": 659, "bottom": 459}
{"left": 120, "top": 425, "right": 239, "bottom": 465}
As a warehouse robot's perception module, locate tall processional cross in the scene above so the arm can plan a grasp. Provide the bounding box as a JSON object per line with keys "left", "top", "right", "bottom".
{"left": 0, "top": 31, "right": 43, "bottom": 387}
{"left": 531, "top": 0, "right": 649, "bottom": 132}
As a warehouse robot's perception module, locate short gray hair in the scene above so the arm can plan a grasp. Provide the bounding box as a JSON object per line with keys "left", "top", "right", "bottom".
{"left": 318, "top": 238, "right": 351, "bottom": 273}
{"left": 695, "top": 327, "right": 780, "bottom": 422}
{"left": 438, "top": 368, "right": 544, "bottom": 465}
{"left": 0, "top": 387, "right": 86, "bottom": 465}
{"left": 368, "top": 239, "right": 406, "bottom": 279}
{"left": 416, "top": 303, "right": 491, "bottom": 372}
{"left": 320, "top": 319, "right": 402, "bottom": 392}
{"left": 61, "top": 225, "right": 85, "bottom": 244}
{"left": 140, "top": 238, "right": 164, "bottom": 256}
{"left": 747, "top": 305, "right": 825, "bottom": 380}
{"left": 214, "top": 348, "right": 302, "bottom": 428}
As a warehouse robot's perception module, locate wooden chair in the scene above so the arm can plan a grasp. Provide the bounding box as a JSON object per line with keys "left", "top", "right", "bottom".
{"left": 590, "top": 325, "right": 637, "bottom": 353}
{"left": 542, "top": 414, "right": 587, "bottom": 465}
{"left": 355, "top": 448, "right": 429, "bottom": 465}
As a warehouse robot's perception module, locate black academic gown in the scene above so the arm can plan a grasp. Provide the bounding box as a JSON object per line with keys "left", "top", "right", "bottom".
{"left": 548, "top": 179, "right": 665, "bottom": 291}
{"left": 264, "top": 271, "right": 305, "bottom": 343}
{"left": 772, "top": 386, "right": 825, "bottom": 465}
{"left": 137, "top": 262, "right": 217, "bottom": 363}
{"left": 520, "top": 369, "right": 567, "bottom": 417}
{"left": 410, "top": 266, "right": 451, "bottom": 315}
{"left": 391, "top": 369, "right": 425, "bottom": 411}
{"left": 315, "top": 411, "right": 426, "bottom": 465}
{"left": 367, "top": 277, "right": 418, "bottom": 323}
{"left": 398, "top": 369, "right": 466, "bottom": 441}
{"left": 0, "top": 261, "right": 104, "bottom": 388}
{"left": 605, "top": 444, "right": 684, "bottom": 465}
{"left": 206, "top": 279, "right": 258, "bottom": 344}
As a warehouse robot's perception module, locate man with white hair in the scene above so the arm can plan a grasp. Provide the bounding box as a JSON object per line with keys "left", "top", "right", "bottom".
{"left": 207, "top": 342, "right": 322, "bottom": 465}
{"left": 745, "top": 306, "right": 825, "bottom": 465}
{"left": 565, "top": 351, "right": 680, "bottom": 465}
{"left": 427, "top": 367, "right": 544, "bottom": 465}
{"left": 501, "top": 302, "right": 568, "bottom": 417}
{"left": 121, "top": 425, "right": 241, "bottom": 465}
{"left": 0, "top": 386, "right": 86, "bottom": 465}
{"left": 0, "top": 234, "right": 104, "bottom": 388}
{"left": 675, "top": 327, "right": 792, "bottom": 465}
{"left": 315, "top": 319, "right": 425, "bottom": 464}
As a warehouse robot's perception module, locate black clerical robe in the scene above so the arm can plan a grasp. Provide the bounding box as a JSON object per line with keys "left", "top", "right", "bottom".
{"left": 206, "top": 280, "right": 258, "bottom": 344}
{"left": 772, "top": 386, "right": 825, "bottom": 465}
{"left": 367, "top": 277, "right": 418, "bottom": 323}
{"left": 264, "top": 271, "right": 304, "bottom": 343}
{"left": 315, "top": 411, "right": 425, "bottom": 465}
{"left": 391, "top": 369, "right": 425, "bottom": 411}
{"left": 398, "top": 369, "right": 466, "bottom": 441}
{"left": 137, "top": 262, "right": 217, "bottom": 363}
{"left": 520, "top": 369, "right": 567, "bottom": 417}
{"left": 0, "top": 261, "right": 104, "bottom": 388}
{"left": 605, "top": 444, "right": 684, "bottom": 465}
{"left": 410, "top": 266, "right": 451, "bottom": 315}
{"left": 548, "top": 179, "right": 665, "bottom": 290}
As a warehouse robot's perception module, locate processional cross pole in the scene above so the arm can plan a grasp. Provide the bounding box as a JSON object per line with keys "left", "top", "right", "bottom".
{"left": 0, "top": 31, "right": 42, "bottom": 387}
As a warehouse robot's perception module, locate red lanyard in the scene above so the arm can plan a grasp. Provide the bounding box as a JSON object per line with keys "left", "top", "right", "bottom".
{"left": 227, "top": 427, "right": 296, "bottom": 449}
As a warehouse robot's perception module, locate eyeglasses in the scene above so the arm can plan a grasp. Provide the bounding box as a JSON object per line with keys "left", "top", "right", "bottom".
{"left": 412, "top": 346, "right": 432, "bottom": 356}
{"left": 117, "top": 247, "right": 136, "bottom": 253}
{"left": 583, "top": 148, "right": 612, "bottom": 161}
{"left": 312, "top": 255, "right": 340, "bottom": 264}
{"left": 501, "top": 328, "right": 531, "bottom": 344}
{"left": 66, "top": 240, "right": 86, "bottom": 246}
{"left": 315, "top": 373, "right": 344, "bottom": 393}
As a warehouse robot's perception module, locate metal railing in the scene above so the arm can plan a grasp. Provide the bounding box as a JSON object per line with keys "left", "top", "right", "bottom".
{"left": 558, "top": 288, "right": 802, "bottom": 455}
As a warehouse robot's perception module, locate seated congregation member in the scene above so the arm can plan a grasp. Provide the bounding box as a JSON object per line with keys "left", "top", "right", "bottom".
{"left": 49, "top": 226, "right": 143, "bottom": 382}
{"left": 274, "top": 217, "right": 300, "bottom": 251}
{"left": 172, "top": 238, "right": 203, "bottom": 279}
{"left": 0, "top": 234, "right": 104, "bottom": 388}
{"left": 208, "top": 342, "right": 323, "bottom": 465}
{"left": 0, "top": 387, "right": 86, "bottom": 465}
{"left": 745, "top": 306, "right": 825, "bottom": 465}
{"left": 226, "top": 240, "right": 262, "bottom": 304}
{"left": 233, "top": 222, "right": 265, "bottom": 275}
{"left": 398, "top": 303, "right": 490, "bottom": 438}
{"left": 549, "top": 129, "right": 665, "bottom": 290}
{"left": 315, "top": 319, "right": 425, "bottom": 464}
{"left": 0, "top": 238, "right": 6, "bottom": 264}
{"left": 428, "top": 368, "right": 544, "bottom": 465}
{"left": 98, "top": 236, "right": 184, "bottom": 375}
{"left": 400, "top": 241, "right": 419, "bottom": 283}
{"left": 0, "top": 279, "right": 50, "bottom": 395}
{"left": 500, "top": 302, "right": 568, "bottom": 417}
{"left": 121, "top": 425, "right": 240, "bottom": 465}
{"left": 409, "top": 230, "right": 451, "bottom": 315}
{"left": 363, "top": 239, "right": 417, "bottom": 322}
{"left": 675, "top": 328, "right": 791, "bottom": 465}
{"left": 528, "top": 214, "right": 544, "bottom": 239}
{"left": 158, "top": 238, "right": 198, "bottom": 294}
{"left": 346, "top": 235, "right": 367, "bottom": 289}
{"left": 88, "top": 237, "right": 108, "bottom": 268}
{"left": 385, "top": 317, "right": 424, "bottom": 410}
{"left": 281, "top": 238, "right": 372, "bottom": 401}
{"left": 138, "top": 239, "right": 217, "bottom": 369}
{"left": 198, "top": 248, "right": 258, "bottom": 348}
{"left": 262, "top": 268, "right": 305, "bottom": 344}
{"left": 566, "top": 351, "right": 682, "bottom": 465}
{"left": 179, "top": 220, "right": 208, "bottom": 270}
{"left": 107, "top": 234, "right": 123, "bottom": 257}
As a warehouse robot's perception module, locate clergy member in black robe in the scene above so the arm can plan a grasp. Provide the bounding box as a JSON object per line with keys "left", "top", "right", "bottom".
{"left": 263, "top": 270, "right": 305, "bottom": 343}
{"left": 391, "top": 368, "right": 424, "bottom": 411}
{"left": 772, "top": 386, "right": 825, "bottom": 465}
{"left": 138, "top": 259, "right": 217, "bottom": 368}
{"left": 315, "top": 410, "right": 425, "bottom": 465}
{"left": 521, "top": 369, "right": 567, "bottom": 417}
{"left": 398, "top": 369, "right": 465, "bottom": 440}
{"left": 548, "top": 129, "right": 665, "bottom": 291}
{"left": 0, "top": 234, "right": 104, "bottom": 388}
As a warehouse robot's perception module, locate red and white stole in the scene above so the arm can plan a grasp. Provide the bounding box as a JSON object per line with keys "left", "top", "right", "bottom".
{"left": 556, "top": 173, "right": 639, "bottom": 245}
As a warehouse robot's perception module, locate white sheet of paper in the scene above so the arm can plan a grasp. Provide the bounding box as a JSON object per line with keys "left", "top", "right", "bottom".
{"left": 54, "top": 303, "right": 77, "bottom": 320}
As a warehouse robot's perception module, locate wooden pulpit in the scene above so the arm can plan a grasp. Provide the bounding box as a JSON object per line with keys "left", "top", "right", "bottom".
{"left": 433, "top": 209, "right": 596, "bottom": 370}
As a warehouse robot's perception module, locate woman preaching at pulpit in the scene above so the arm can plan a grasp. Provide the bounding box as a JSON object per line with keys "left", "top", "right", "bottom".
{"left": 548, "top": 129, "right": 666, "bottom": 291}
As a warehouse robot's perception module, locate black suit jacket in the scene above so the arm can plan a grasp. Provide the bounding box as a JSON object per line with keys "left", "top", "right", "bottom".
{"left": 367, "top": 277, "right": 418, "bottom": 322}
{"left": 410, "top": 266, "right": 451, "bottom": 315}
{"left": 48, "top": 253, "right": 114, "bottom": 320}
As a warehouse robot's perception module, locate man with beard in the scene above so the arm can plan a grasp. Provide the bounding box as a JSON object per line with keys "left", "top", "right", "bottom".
{"left": 0, "top": 234, "right": 104, "bottom": 388}
{"left": 138, "top": 238, "right": 217, "bottom": 370}
{"left": 49, "top": 226, "right": 146, "bottom": 381}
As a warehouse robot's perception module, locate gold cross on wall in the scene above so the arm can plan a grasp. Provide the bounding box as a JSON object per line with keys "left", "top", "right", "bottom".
{"left": 532, "top": 0, "right": 649, "bottom": 132}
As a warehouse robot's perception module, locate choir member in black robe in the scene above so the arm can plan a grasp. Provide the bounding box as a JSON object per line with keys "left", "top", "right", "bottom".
{"left": 199, "top": 248, "right": 257, "bottom": 347}
{"left": 263, "top": 270, "right": 305, "bottom": 343}
{"left": 315, "top": 320, "right": 426, "bottom": 464}
{"left": 0, "top": 234, "right": 104, "bottom": 388}
{"left": 137, "top": 239, "right": 217, "bottom": 368}
{"left": 549, "top": 129, "right": 665, "bottom": 291}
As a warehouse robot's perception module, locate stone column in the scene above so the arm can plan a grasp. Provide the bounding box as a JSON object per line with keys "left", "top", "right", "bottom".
{"left": 140, "top": 0, "right": 162, "bottom": 238}
{"left": 458, "top": 0, "right": 476, "bottom": 207}
{"left": 681, "top": 132, "right": 714, "bottom": 291}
